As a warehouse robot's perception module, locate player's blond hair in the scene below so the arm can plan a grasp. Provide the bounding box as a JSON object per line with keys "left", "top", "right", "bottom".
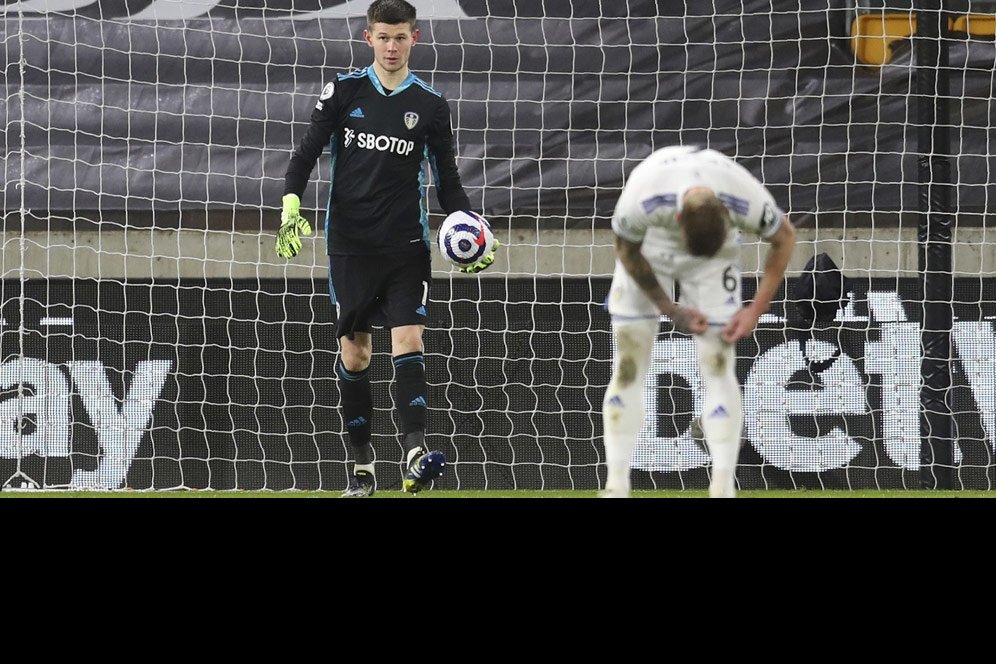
{"left": 681, "top": 189, "right": 729, "bottom": 257}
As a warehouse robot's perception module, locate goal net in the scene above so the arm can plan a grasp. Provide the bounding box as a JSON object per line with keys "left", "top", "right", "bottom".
{"left": 1, "top": 0, "right": 994, "bottom": 491}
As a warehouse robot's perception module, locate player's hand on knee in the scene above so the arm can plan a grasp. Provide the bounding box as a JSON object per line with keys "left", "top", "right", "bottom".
{"left": 670, "top": 304, "right": 708, "bottom": 335}
{"left": 276, "top": 194, "right": 313, "bottom": 258}
{"left": 721, "top": 308, "right": 759, "bottom": 343}
{"left": 458, "top": 238, "right": 500, "bottom": 274}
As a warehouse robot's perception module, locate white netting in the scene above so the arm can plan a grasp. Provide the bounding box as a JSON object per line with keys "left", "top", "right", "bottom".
{"left": 0, "top": 1, "right": 994, "bottom": 490}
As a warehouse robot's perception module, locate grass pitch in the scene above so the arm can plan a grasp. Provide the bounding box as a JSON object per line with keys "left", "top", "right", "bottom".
{"left": 2, "top": 489, "right": 993, "bottom": 498}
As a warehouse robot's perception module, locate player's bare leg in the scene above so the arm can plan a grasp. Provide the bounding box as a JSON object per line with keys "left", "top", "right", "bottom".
{"left": 695, "top": 331, "right": 742, "bottom": 498}
{"left": 601, "top": 318, "right": 658, "bottom": 497}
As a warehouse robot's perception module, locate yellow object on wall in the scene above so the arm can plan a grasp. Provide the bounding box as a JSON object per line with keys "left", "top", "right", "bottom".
{"left": 951, "top": 13, "right": 996, "bottom": 36}
{"left": 851, "top": 12, "right": 994, "bottom": 66}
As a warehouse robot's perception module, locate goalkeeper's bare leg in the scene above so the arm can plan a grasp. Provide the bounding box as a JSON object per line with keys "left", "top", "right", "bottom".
{"left": 695, "top": 331, "right": 742, "bottom": 498}
{"left": 601, "top": 318, "right": 658, "bottom": 498}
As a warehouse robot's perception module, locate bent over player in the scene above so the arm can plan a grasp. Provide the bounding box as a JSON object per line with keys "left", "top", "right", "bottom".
{"left": 602, "top": 145, "right": 796, "bottom": 498}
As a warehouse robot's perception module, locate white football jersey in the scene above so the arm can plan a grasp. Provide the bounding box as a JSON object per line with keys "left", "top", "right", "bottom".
{"left": 611, "top": 146, "right": 784, "bottom": 280}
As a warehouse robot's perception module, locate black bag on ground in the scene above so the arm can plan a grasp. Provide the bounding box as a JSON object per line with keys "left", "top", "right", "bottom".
{"left": 790, "top": 253, "right": 851, "bottom": 374}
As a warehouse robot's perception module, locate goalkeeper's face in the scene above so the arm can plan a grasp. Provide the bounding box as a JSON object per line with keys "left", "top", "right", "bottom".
{"left": 365, "top": 22, "right": 419, "bottom": 75}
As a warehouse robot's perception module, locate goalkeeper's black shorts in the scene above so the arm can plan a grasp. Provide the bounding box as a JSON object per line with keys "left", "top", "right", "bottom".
{"left": 328, "top": 249, "right": 431, "bottom": 339}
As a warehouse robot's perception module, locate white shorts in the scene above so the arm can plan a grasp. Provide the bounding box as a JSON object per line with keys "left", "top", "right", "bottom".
{"left": 606, "top": 259, "right": 743, "bottom": 326}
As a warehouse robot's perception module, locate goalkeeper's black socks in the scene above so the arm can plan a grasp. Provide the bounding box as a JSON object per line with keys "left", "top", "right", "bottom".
{"left": 337, "top": 360, "right": 374, "bottom": 466}
{"left": 393, "top": 351, "right": 427, "bottom": 438}
{"left": 404, "top": 432, "right": 426, "bottom": 462}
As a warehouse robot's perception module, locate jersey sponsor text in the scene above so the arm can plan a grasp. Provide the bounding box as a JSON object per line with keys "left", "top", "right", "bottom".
{"left": 354, "top": 132, "right": 416, "bottom": 155}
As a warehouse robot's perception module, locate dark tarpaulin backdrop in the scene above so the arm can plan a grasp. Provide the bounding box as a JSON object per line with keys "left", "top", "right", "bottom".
{"left": 2, "top": 276, "right": 996, "bottom": 491}
{"left": 2, "top": 0, "right": 994, "bottom": 223}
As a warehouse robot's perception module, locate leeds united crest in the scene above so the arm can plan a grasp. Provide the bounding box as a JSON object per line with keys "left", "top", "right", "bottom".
{"left": 404, "top": 112, "right": 419, "bottom": 130}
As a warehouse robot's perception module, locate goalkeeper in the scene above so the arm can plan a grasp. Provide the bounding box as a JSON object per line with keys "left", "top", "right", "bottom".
{"left": 602, "top": 145, "right": 796, "bottom": 498}
{"left": 278, "top": 0, "right": 497, "bottom": 497}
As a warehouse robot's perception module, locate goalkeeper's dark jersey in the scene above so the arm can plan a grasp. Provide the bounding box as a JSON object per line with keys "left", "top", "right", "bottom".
{"left": 284, "top": 66, "right": 471, "bottom": 256}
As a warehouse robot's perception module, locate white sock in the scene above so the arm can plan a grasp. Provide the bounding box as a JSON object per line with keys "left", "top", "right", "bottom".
{"left": 354, "top": 463, "right": 375, "bottom": 477}
{"left": 696, "top": 333, "right": 743, "bottom": 498}
{"left": 602, "top": 319, "right": 658, "bottom": 497}
{"left": 405, "top": 447, "right": 424, "bottom": 465}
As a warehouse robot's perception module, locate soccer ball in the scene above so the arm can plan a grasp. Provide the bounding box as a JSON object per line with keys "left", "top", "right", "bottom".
{"left": 436, "top": 211, "right": 495, "bottom": 266}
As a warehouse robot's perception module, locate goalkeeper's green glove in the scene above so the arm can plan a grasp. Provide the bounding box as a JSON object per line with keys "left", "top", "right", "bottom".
{"left": 275, "top": 194, "right": 313, "bottom": 259}
{"left": 458, "top": 238, "right": 500, "bottom": 274}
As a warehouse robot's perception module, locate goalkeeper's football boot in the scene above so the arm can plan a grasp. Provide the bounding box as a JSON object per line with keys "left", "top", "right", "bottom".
{"left": 341, "top": 470, "right": 376, "bottom": 497}
{"left": 402, "top": 449, "right": 446, "bottom": 494}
